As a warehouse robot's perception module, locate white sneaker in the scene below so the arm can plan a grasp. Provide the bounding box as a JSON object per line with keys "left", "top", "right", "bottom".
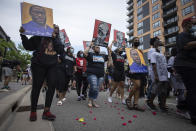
{"left": 122, "top": 99, "right": 126, "bottom": 105}
{"left": 57, "top": 100, "right": 63, "bottom": 106}
{"left": 62, "top": 97, "right": 66, "bottom": 102}
{"left": 108, "top": 96, "right": 112, "bottom": 103}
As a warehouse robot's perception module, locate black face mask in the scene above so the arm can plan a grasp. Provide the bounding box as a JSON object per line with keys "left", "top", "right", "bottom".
{"left": 133, "top": 42, "right": 140, "bottom": 47}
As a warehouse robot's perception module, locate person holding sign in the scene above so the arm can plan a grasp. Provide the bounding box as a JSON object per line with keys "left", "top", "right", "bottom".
{"left": 125, "top": 37, "right": 147, "bottom": 112}
{"left": 84, "top": 42, "right": 108, "bottom": 108}
{"left": 19, "top": 24, "right": 63, "bottom": 121}
{"left": 107, "top": 41, "right": 126, "bottom": 105}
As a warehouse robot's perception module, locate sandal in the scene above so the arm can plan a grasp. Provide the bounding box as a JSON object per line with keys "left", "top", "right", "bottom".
{"left": 126, "top": 98, "right": 133, "bottom": 110}
{"left": 88, "top": 99, "right": 93, "bottom": 108}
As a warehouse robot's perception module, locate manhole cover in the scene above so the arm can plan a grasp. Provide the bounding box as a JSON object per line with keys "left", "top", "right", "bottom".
{"left": 16, "top": 104, "right": 44, "bottom": 112}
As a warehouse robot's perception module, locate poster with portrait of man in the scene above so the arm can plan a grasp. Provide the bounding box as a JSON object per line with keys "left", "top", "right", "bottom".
{"left": 83, "top": 41, "right": 93, "bottom": 52}
{"left": 92, "top": 19, "right": 111, "bottom": 47}
{"left": 59, "top": 29, "right": 71, "bottom": 47}
{"left": 113, "top": 30, "right": 126, "bottom": 48}
{"left": 125, "top": 48, "right": 148, "bottom": 73}
{"left": 21, "top": 2, "right": 54, "bottom": 37}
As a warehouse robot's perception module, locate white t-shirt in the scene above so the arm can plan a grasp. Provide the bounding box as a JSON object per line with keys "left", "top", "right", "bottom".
{"left": 147, "top": 48, "right": 156, "bottom": 81}
{"left": 151, "top": 52, "right": 168, "bottom": 82}
{"left": 167, "top": 56, "right": 175, "bottom": 68}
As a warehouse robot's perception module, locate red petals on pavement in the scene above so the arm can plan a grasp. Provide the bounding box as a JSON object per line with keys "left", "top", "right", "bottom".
{"left": 121, "top": 116, "right": 124, "bottom": 119}
{"left": 75, "top": 118, "right": 79, "bottom": 120}
{"left": 118, "top": 112, "right": 120, "bottom": 115}
{"left": 122, "top": 123, "right": 127, "bottom": 126}
{"left": 93, "top": 117, "right": 96, "bottom": 120}
{"left": 133, "top": 115, "right": 137, "bottom": 118}
{"left": 121, "top": 109, "right": 124, "bottom": 112}
{"left": 128, "top": 120, "right": 132, "bottom": 123}
{"left": 115, "top": 102, "right": 119, "bottom": 104}
{"left": 152, "top": 112, "right": 157, "bottom": 115}
{"left": 89, "top": 111, "right": 92, "bottom": 114}
{"left": 82, "top": 122, "right": 86, "bottom": 125}
{"left": 117, "top": 108, "right": 120, "bottom": 110}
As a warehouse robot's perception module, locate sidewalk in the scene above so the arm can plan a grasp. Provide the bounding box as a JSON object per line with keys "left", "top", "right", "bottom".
{"left": 0, "top": 88, "right": 54, "bottom": 131}
{"left": 0, "top": 82, "right": 27, "bottom": 100}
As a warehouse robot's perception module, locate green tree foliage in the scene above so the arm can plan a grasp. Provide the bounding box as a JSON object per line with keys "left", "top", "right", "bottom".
{"left": 0, "top": 38, "right": 31, "bottom": 69}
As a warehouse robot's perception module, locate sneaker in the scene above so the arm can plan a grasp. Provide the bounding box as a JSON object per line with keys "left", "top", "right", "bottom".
{"left": 77, "top": 96, "right": 81, "bottom": 101}
{"left": 42, "top": 111, "right": 56, "bottom": 121}
{"left": 81, "top": 96, "right": 86, "bottom": 100}
{"left": 0, "top": 87, "right": 9, "bottom": 92}
{"left": 57, "top": 100, "right": 63, "bottom": 106}
{"left": 146, "top": 100, "right": 157, "bottom": 110}
{"left": 62, "top": 97, "right": 66, "bottom": 102}
{"left": 29, "top": 112, "right": 37, "bottom": 121}
{"left": 108, "top": 96, "right": 112, "bottom": 103}
{"left": 122, "top": 99, "right": 126, "bottom": 105}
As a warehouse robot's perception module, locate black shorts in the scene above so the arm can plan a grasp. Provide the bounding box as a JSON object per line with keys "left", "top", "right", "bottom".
{"left": 112, "top": 70, "right": 125, "bottom": 82}
{"left": 128, "top": 73, "right": 146, "bottom": 80}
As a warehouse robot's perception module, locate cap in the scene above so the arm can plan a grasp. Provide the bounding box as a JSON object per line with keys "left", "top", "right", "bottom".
{"left": 182, "top": 17, "right": 192, "bottom": 27}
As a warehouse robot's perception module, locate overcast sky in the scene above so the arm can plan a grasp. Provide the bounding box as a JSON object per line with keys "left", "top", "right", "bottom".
{"left": 0, "top": 0, "right": 128, "bottom": 53}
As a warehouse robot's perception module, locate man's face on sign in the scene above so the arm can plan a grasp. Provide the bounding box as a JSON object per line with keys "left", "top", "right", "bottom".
{"left": 30, "top": 6, "right": 46, "bottom": 26}
{"left": 97, "top": 23, "right": 109, "bottom": 44}
{"left": 130, "top": 49, "right": 141, "bottom": 65}
{"left": 117, "top": 32, "right": 124, "bottom": 44}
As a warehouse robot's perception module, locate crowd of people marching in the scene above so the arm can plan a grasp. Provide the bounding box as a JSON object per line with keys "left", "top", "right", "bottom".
{"left": 17, "top": 17, "right": 196, "bottom": 126}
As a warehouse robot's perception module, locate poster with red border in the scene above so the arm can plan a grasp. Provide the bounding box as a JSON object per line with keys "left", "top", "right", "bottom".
{"left": 113, "top": 29, "right": 126, "bottom": 48}
{"left": 59, "top": 29, "right": 71, "bottom": 47}
{"left": 92, "top": 19, "right": 111, "bottom": 47}
{"left": 83, "top": 41, "right": 93, "bottom": 52}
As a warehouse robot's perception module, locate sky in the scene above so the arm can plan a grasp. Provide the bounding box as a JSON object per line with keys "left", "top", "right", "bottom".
{"left": 0, "top": 0, "right": 128, "bottom": 53}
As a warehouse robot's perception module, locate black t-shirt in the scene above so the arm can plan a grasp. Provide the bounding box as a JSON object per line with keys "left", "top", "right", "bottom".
{"left": 64, "top": 53, "right": 76, "bottom": 76}
{"left": 174, "top": 32, "right": 196, "bottom": 68}
{"left": 111, "top": 52, "right": 125, "bottom": 72}
{"left": 85, "top": 52, "right": 108, "bottom": 77}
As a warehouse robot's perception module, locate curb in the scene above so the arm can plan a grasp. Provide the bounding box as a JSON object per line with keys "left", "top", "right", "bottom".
{"left": 0, "top": 85, "right": 32, "bottom": 126}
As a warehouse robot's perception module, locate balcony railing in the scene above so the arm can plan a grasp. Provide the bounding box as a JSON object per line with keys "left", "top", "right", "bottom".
{"left": 163, "top": 17, "right": 178, "bottom": 27}
{"left": 164, "top": 28, "right": 179, "bottom": 37}
{"left": 127, "top": 23, "right": 134, "bottom": 29}
{"left": 127, "top": 30, "right": 134, "bottom": 35}
{"left": 126, "top": 16, "right": 133, "bottom": 22}
{"left": 163, "top": 7, "right": 177, "bottom": 18}
{"left": 126, "top": 0, "right": 133, "bottom": 5}
{"left": 127, "top": 9, "right": 134, "bottom": 16}
{"left": 127, "top": 3, "right": 134, "bottom": 10}
{"left": 162, "top": 0, "right": 176, "bottom": 10}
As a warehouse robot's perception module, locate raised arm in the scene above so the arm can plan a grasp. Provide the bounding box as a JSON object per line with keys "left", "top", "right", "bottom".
{"left": 84, "top": 42, "right": 93, "bottom": 57}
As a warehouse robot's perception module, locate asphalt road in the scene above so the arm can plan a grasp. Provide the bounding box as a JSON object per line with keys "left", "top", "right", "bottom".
{"left": 50, "top": 90, "right": 196, "bottom": 131}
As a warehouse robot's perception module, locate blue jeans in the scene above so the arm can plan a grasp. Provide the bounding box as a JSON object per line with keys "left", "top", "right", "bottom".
{"left": 87, "top": 74, "right": 104, "bottom": 100}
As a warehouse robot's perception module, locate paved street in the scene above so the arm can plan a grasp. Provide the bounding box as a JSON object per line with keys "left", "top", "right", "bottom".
{"left": 51, "top": 90, "right": 196, "bottom": 131}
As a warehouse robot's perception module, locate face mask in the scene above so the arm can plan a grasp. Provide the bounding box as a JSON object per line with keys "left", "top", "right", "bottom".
{"left": 133, "top": 42, "right": 140, "bottom": 47}
{"left": 70, "top": 48, "right": 74, "bottom": 53}
{"left": 80, "top": 54, "right": 83, "bottom": 57}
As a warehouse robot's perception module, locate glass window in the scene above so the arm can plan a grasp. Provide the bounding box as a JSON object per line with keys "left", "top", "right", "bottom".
{"left": 182, "top": 5, "right": 194, "bottom": 16}
{"left": 138, "top": 14, "right": 143, "bottom": 21}
{"left": 153, "top": 30, "right": 161, "bottom": 37}
{"left": 152, "top": 0, "right": 158, "bottom": 4}
{"left": 152, "top": 4, "right": 160, "bottom": 12}
{"left": 138, "top": 22, "right": 143, "bottom": 28}
{"left": 152, "top": 12, "right": 160, "bottom": 20}
{"left": 138, "top": 45, "right": 144, "bottom": 50}
{"left": 137, "top": 0, "right": 142, "bottom": 7}
{"left": 153, "top": 21, "right": 160, "bottom": 29}
{"left": 181, "top": 0, "right": 192, "bottom": 5}
{"left": 138, "top": 29, "right": 143, "bottom": 35}
{"left": 139, "top": 37, "right": 143, "bottom": 43}
{"left": 137, "top": 7, "right": 143, "bottom": 14}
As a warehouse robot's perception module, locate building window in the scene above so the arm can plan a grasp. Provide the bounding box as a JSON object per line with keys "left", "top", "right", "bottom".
{"left": 137, "top": 14, "right": 143, "bottom": 21}
{"left": 181, "top": 0, "right": 192, "bottom": 5}
{"left": 152, "top": 12, "right": 160, "bottom": 20}
{"left": 182, "top": 5, "right": 194, "bottom": 16}
{"left": 138, "top": 29, "right": 143, "bottom": 36}
{"left": 137, "top": 7, "right": 142, "bottom": 14}
{"left": 166, "top": 16, "right": 178, "bottom": 24}
{"left": 153, "top": 21, "right": 160, "bottom": 29}
{"left": 153, "top": 30, "right": 161, "bottom": 37}
{"left": 167, "top": 26, "right": 179, "bottom": 34}
{"left": 137, "top": 0, "right": 142, "bottom": 7}
{"left": 139, "top": 37, "right": 143, "bottom": 43}
{"left": 152, "top": 4, "right": 160, "bottom": 12}
{"left": 168, "top": 36, "right": 176, "bottom": 43}
{"left": 152, "top": 0, "right": 158, "bottom": 4}
{"left": 138, "top": 22, "right": 143, "bottom": 28}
